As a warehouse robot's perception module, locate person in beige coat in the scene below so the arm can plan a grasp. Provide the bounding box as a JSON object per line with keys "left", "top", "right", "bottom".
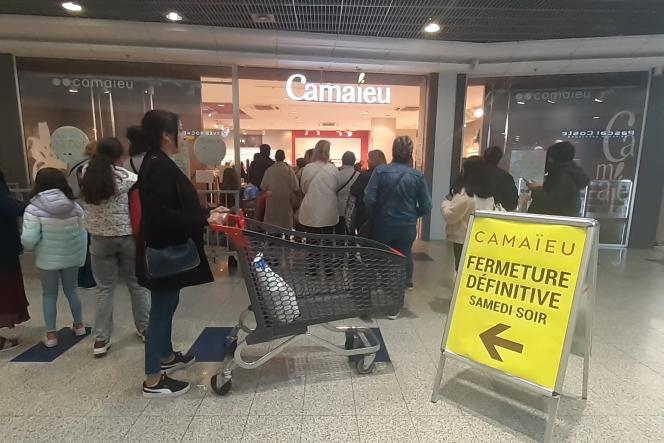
{"left": 261, "top": 149, "right": 299, "bottom": 229}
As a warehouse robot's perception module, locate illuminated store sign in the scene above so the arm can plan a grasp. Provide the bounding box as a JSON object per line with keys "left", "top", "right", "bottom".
{"left": 285, "top": 73, "right": 391, "bottom": 104}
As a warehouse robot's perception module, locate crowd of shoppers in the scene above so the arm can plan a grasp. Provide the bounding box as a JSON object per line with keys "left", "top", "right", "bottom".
{"left": 1, "top": 96, "right": 593, "bottom": 401}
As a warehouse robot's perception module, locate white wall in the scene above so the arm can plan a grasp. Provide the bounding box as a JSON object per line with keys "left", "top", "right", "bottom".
{"left": 429, "top": 73, "right": 458, "bottom": 241}
{"left": 222, "top": 130, "right": 293, "bottom": 165}
{"left": 294, "top": 137, "right": 362, "bottom": 166}
{"left": 370, "top": 117, "right": 396, "bottom": 163}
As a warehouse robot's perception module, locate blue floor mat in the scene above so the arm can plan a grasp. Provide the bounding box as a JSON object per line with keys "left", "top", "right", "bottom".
{"left": 11, "top": 327, "right": 91, "bottom": 363}
{"left": 186, "top": 326, "right": 391, "bottom": 364}
{"left": 187, "top": 327, "right": 233, "bottom": 362}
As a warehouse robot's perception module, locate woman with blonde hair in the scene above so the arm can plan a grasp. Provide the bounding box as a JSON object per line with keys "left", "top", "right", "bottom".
{"left": 298, "top": 140, "right": 340, "bottom": 234}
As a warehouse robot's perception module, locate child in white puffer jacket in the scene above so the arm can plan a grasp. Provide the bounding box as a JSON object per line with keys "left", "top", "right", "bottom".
{"left": 21, "top": 168, "right": 87, "bottom": 348}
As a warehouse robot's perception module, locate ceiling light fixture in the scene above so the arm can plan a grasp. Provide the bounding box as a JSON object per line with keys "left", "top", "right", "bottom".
{"left": 594, "top": 98, "right": 603, "bottom": 103}
{"left": 424, "top": 20, "right": 441, "bottom": 33}
{"left": 593, "top": 116, "right": 601, "bottom": 119}
{"left": 207, "top": 113, "right": 212, "bottom": 118}
{"left": 516, "top": 101, "right": 525, "bottom": 105}
{"left": 347, "top": 131, "right": 353, "bottom": 137}
{"left": 547, "top": 99, "right": 556, "bottom": 104}
{"left": 62, "top": 2, "right": 82, "bottom": 12}
{"left": 68, "top": 87, "right": 79, "bottom": 93}
{"left": 165, "top": 11, "right": 183, "bottom": 21}
{"left": 473, "top": 108, "right": 484, "bottom": 118}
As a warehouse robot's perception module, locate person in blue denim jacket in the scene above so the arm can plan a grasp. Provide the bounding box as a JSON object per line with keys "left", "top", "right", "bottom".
{"left": 364, "top": 136, "right": 432, "bottom": 318}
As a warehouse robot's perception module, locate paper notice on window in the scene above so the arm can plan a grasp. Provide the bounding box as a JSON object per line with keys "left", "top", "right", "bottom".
{"left": 509, "top": 150, "right": 547, "bottom": 186}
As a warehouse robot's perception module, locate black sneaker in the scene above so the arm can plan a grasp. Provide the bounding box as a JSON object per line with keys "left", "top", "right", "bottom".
{"left": 161, "top": 352, "right": 196, "bottom": 374}
{"left": 142, "top": 375, "right": 190, "bottom": 398}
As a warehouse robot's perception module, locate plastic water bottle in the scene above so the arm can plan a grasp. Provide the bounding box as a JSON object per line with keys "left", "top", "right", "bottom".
{"left": 253, "top": 253, "right": 300, "bottom": 324}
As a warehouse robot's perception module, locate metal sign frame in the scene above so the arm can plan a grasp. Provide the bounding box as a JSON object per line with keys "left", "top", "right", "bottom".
{"left": 431, "top": 211, "right": 599, "bottom": 443}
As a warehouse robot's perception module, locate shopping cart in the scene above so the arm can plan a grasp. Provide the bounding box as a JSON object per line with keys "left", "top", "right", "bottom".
{"left": 208, "top": 212, "right": 406, "bottom": 396}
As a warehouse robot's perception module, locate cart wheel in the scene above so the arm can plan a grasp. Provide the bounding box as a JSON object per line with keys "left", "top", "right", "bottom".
{"left": 210, "top": 374, "right": 232, "bottom": 396}
{"left": 225, "top": 337, "right": 238, "bottom": 357}
{"left": 356, "top": 358, "right": 376, "bottom": 375}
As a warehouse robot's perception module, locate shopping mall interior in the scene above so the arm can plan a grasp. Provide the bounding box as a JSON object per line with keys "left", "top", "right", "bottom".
{"left": 1, "top": 1, "right": 664, "bottom": 442}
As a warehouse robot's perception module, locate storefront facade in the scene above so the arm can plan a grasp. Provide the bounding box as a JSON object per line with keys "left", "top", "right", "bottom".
{"left": 459, "top": 72, "right": 655, "bottom": 247}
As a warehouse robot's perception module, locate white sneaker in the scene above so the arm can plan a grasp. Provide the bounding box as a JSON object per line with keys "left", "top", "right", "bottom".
{"left": 73, "top": 325, "right": 87, "bottom": 337}
{"left": 44, "top": 336, "right": 58, "bottom": 348}
{"left": 386, "top": 311, "right": 400, "bottom": 320}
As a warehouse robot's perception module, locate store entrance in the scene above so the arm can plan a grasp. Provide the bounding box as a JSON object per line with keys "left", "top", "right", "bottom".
{"left": 199, "top": 69, "right": 425, "bottom": 172}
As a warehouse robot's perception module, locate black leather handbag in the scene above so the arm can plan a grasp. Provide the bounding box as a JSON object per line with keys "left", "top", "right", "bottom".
{"left": 145, "top": 238, "right": 200, "bottom": 279}
{"left": 143, "top": 170, "right": 201, "bottom": 279}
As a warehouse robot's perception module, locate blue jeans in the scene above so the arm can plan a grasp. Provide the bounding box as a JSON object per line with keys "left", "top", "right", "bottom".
{"left": 144, "top": 289, "right": 180, "bottom": 375}
{"left": 373, "top": 224, "right": 417, "bottom": 286}
{"left": 39, "top": 267, "right": 83, "bottom": 332}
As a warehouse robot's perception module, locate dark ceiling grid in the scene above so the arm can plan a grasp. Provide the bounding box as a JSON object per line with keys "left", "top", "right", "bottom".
{"left": 0, "top": 0, "right": 664, "bottom": 42}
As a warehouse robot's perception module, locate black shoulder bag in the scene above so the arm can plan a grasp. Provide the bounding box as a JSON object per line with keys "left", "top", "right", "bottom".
{"left": 143, "top": 159, "right": 200, "bottom": 279}
{"left": 358, "top": 171, "right": 407, "bottom": 238}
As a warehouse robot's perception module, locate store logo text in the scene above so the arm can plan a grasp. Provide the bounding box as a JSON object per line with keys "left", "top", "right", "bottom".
{"left": 286, "top": 74, "right": 391, "bottom": 104}
{"left": 50, "top": 77, "right": 134, "bottom": 89}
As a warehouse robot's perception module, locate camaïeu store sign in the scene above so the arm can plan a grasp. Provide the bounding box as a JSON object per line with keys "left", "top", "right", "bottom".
{"left": 285, "top": 73, "right": 391, "bottom": 104}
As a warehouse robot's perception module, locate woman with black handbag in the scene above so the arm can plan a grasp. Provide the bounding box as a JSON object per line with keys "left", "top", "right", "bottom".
{"left": 128, "top": 110, "right": 214, "bottom": 398}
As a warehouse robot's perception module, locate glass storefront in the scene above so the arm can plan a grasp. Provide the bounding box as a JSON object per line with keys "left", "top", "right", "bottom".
{"left": 461, "top": 72, "right": 650, "bottom": 246}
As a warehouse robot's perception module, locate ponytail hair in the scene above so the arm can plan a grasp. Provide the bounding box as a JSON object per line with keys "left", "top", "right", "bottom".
{"left": 127, "top": 109, "right": 180, "bottom": 155}
{"left": 80, "top": 137, "right": 124, "bottom": 205}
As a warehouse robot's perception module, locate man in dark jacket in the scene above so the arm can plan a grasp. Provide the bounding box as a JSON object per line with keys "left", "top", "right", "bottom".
{"left": 528, "top": 141, "right": 590, "bottom": 217}
{"left": 484, "top": 146, "right": 518, "bottom": 211}
{"left": 249, "top": 144, "right": 275, "bottom": 189}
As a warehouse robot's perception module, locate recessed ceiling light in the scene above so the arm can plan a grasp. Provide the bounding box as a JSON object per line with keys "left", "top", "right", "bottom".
{"left": 593, "top": 116, "right": 601, "bottom": 119}
{"left": 473, "top": 108, "right": 484, "bottom": 118}
{"left": 207, "top": 113, "right": 212, "bottom": 118}
{"left": 516, "top": 101, "right": 525, "bottom": 105}
{"left": 547, "top": 100, "right": 556, "bottom": 104}
{"left": 594, "top": 98, "right": 603, "bottom": 103}
{"left": 68, "top": 87, "right": 79, "bottom": 93}
{"left": 217, "top": 104, "right": 224, "bottom": 107}
{"left": 424, "top": 20, "right": 441, "bottom": 33}
{"left": 165, "top": 11, "right": 183, "bottom": 21}
{"left": 62, "top": 2, "right": 82, "bottom": 12}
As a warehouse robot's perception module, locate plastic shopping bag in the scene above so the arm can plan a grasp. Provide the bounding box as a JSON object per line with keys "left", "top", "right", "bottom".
{"left": 253, "top": 253, "right": 300, "bottom": 324}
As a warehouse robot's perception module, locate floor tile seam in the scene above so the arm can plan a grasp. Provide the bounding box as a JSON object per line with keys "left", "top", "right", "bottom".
{"left": 238, "top": 413, "right": 251, "bottom": 443}
{"left": 178, "top": 415, "right": 196, "bottom": 443}
{"left": 245, "top": 365, "right": 264, "bottom": 416}
{"left": 120, "top": 415, "right": 142, "bottom": 441}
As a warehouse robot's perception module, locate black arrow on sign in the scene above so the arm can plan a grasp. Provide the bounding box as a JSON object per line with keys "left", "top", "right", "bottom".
{"left": 479, "top": 323, "right": 524, "bottom": 362}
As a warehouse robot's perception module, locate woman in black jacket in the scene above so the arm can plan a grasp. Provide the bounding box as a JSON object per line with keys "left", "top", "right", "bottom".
{"left": 128, "top": 110, "right": 214, "bottom": 398}
{"left": 527, "top": 141, "right": 590, "bottom": 217}
{"left": 0, "top": 170, "right": 29, "bottom": 351}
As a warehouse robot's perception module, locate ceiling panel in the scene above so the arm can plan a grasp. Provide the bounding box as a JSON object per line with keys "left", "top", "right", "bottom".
{"left": 2, "top": 0, "right": 664, "bottom": 43}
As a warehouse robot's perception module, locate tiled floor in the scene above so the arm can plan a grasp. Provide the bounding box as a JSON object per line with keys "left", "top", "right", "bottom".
{"left": 1, "top": 243, "right": 663, "bottom": 442}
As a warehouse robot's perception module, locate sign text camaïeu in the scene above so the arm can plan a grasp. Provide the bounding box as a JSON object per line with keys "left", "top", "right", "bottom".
{"left": 285, "top": 74, "right": 391, "bottom": 104}
{"left": 444, "top": 216, "right": 588, "bottom": 391}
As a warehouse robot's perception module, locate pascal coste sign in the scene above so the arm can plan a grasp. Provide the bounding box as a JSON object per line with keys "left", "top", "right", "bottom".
{"left": 285, "top": 73, "right": 391, "bottom": 104}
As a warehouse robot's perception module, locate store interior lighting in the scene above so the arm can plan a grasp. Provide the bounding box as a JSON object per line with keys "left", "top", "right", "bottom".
{"left": 424, "top": 20, "right": 441, "bottom": 33}
{"left": 165, "top": 11, "right": 183, "bottom": 21}
{"left": 62, "top": 2, "right": 82, "bottom": 12}
{"left": 473, "top": 108, "right": 484, "bottom": 118}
